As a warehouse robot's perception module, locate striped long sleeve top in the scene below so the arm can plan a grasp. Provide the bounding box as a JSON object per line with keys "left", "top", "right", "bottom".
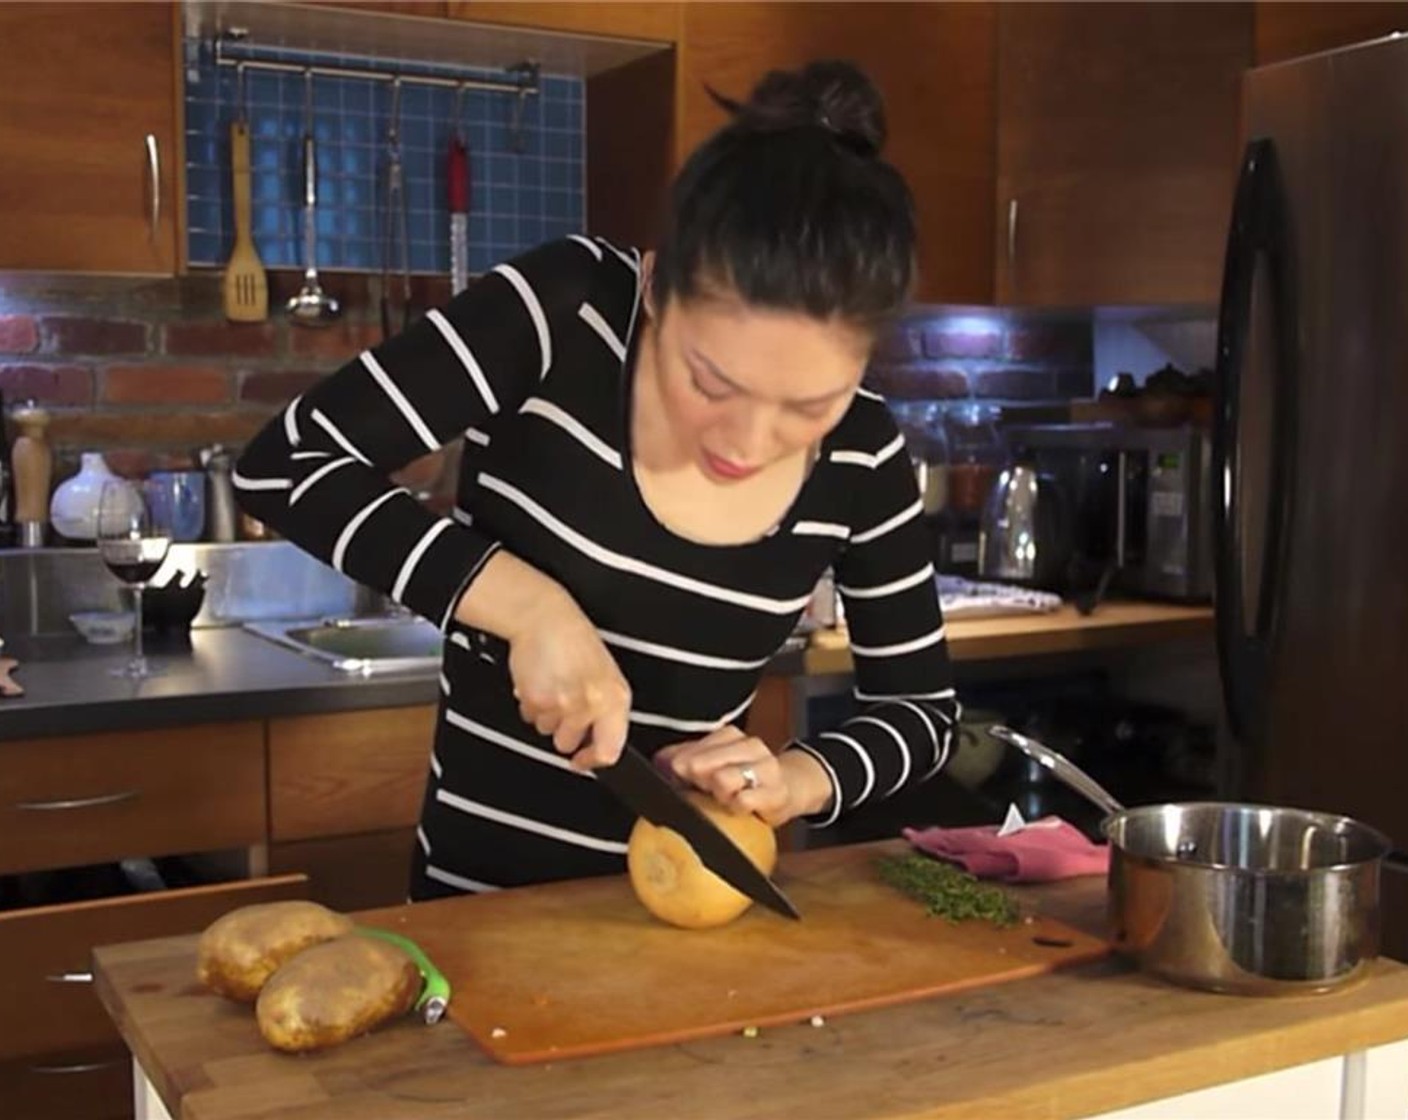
{"left": 235, "top": 236, "right": 960, "bottom": 895}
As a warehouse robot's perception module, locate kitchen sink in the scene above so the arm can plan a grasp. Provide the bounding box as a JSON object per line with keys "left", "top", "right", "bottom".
{"left": 244, "top": 615, "right": 443, "bottom": 674}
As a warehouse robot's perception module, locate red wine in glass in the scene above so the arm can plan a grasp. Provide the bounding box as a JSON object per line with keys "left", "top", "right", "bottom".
{"left": 97, "top": 480, "right": 173, "bottom": 679}
{"left": 100, "top": 538, "right": 170, "bottom": 586}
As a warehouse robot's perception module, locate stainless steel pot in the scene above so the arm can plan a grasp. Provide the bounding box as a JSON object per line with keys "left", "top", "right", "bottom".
{"left": 989, "top": 725, "right": 1393, "bottom": 995}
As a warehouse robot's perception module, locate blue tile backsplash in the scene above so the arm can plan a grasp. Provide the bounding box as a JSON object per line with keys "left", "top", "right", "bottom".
{"left": 184, "top": 42, "right": 585, "bottom": 275}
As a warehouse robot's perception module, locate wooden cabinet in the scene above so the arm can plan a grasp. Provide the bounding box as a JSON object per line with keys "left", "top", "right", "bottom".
{"left": 0, "top": 874, "right": 305, "bottom": 1120}
{"left": 592, "top": 1, "right": 1253, "bottom": 308}
{"left": 0, "top": 1046, "right": 131, "bottom": 1120}
{"left": 674, "top": 1, "right": 997, "bottom": 305}
{"left": 586, "top": 48, "right": 678, "bottom": 252}
{"left": 0, "top": 2, "right": 180, "bottom": 274}
{"left": 263, "top": 704, "right": 435, "bottom": 911}
{"left": 0, "top": 0, "right": 1285, "bottom": 303}
{"left": 267, "top": 706, "right": 436, "bottom": 842}
{"left": 591, "top": 0, "right": 1253, "bottom": 308}
{"left": 447, "top": 1, "right": 680, "bottom": 41}
{"left": 0, "top": 699, "right": 434, "bottom": 1117}
{"left": 304, "top": 1, "right": 451, "bottom": 17}
{"left": 0, "top": 876, "right": 304, "bottom": 1061}
{"left": 270, "top": 828, "right": 419, "bottom": 912}
{"left": 0, "top": 722, "right": 267, "bottom": 876}
{"left": 995, "top": 2, "right": 1252, "bottom": 307}
{"left": 1254, "top": 1, "right": 1408, "bottom": 65}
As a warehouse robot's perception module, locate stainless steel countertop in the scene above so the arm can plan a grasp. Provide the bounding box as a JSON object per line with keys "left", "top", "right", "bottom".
{"left": 0, "top": 627, "right": 440, "bottom": 740}
{"left": 0, "top": 629, "right": 806, "bottom": 741}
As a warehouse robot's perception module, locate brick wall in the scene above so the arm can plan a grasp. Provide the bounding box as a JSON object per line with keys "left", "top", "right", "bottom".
{"left": 2, "top": 271, "right": 1093, "bottom": 496}
{"left": 0, "top": 270, "right": 453, "bottom": 493}
{"left": 866, "top": 308, "right": 1094, "bottom": 406}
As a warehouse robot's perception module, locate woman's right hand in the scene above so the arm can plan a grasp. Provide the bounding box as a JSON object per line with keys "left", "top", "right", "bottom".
{"left": 505, "top": 588, "right": 632, "bottom": 770}
{"left": 453, "top": 550, "right": 631, "bottom": 769}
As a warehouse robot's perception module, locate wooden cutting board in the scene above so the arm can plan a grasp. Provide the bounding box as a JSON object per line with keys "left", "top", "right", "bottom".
{"left": 360, "top": 841, "right": 1110, "bottom": 1065}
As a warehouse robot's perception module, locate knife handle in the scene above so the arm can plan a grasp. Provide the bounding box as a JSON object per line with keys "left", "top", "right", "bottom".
{"left": 448, "top": 135, "right": 470, "bottom": 214}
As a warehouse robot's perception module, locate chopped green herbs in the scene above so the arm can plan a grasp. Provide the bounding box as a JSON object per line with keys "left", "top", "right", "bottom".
{"left": 876, "top": 853, "right": 1021, "bottom": 927}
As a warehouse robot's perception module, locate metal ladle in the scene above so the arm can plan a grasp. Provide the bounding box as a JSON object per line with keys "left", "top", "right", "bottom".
{"left": 287, "top": 69, "right": 340, "bottom": 327}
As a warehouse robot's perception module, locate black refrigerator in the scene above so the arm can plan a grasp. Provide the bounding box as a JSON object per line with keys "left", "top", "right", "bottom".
{"left": 1216, "top": 34, "right": 1408, "bottom": 960}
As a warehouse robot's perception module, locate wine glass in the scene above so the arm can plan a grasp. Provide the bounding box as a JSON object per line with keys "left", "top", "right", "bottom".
{"left": 97, "top": 479, "right": 173, "bottom": 679}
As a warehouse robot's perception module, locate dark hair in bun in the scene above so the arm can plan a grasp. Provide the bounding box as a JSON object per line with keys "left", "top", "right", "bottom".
{"left": 711, "top": 59, "right": 886, "bottom": 158}
{"left": 652, "top": 59, "right": 915, "bottom": 331}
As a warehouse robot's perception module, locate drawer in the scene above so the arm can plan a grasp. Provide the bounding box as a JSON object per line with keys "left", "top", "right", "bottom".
{"left": 0, "top": 873, "right": 306, "bottom": 1060}
{"left": 0, "top": 722, "right": 266, "bottom": 875}
{"left": 270, "top": 827, "right": 416, "bottom": 912}
{"left": 0, "top": 1045, "right": 132, "bottom": 1120}
{"left": 269, "top": 707, "right": 435, "bottom": 841}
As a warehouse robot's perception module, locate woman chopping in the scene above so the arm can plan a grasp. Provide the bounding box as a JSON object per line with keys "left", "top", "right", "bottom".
{"left": 235, "top": 59, "right": 960, "bottom": 901}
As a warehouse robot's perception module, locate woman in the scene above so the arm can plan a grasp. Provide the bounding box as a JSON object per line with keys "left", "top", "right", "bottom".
{"left": 235, "top": 59, "right": 959, "bottom": 901}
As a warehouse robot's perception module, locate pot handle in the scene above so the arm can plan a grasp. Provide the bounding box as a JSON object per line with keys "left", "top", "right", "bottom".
{"left": 988, "top": 726, "right": 1126, "bottom": 817}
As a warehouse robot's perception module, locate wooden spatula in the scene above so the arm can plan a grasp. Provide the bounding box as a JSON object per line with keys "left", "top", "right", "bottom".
{"left": 222, "top": 120, "right": 268, "bottom": 323}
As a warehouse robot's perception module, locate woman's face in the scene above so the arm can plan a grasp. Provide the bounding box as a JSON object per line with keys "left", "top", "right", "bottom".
{"left": 643, "top": 267, "right": 872, "bottom": 483}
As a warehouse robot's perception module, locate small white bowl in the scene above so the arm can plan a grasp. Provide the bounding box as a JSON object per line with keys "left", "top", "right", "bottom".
{"left": 70, "top": 611, "right": 137, "bottom": 645}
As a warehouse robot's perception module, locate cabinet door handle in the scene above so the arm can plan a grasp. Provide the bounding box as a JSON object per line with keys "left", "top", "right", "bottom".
{"left": 144, "top": 133, "right": 161, "bottom": 241}
{"left": 1006, "top": 197, "right": 1020, "bottom": 280}
{"left": 45, "top": 971, "right": 94, "bottom": 983}
{"left": 30, "top": 1059, "right": 124, "bottom": 1075}
{"left": 14, "top": 790, "right": 139, "bottom": 811}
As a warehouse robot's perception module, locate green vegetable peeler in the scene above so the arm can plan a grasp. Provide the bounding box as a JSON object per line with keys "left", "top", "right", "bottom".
{"left": 357, "top": 927, "right": 452, "bottom": 1024}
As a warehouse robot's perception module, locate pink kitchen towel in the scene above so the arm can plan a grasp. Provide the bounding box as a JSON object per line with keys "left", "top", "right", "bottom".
{"left": 902, "top": 816, "right": 1111, "bottom": 882}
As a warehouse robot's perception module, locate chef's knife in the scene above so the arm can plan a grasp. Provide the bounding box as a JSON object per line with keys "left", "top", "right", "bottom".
{"left": 597, "top": 746, "right": 800, "bottom": 921}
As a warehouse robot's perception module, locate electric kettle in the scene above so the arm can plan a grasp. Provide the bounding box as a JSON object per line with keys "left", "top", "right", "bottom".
{"left": 977, "top": 460, "right": 1072, "bottom": 590}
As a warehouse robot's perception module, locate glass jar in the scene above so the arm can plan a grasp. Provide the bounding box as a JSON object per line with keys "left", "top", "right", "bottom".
{"left": 914, "top": 402, "right": 949, "bottom": 515}
{"left": 890, "top": 401, "right": 950, "bottom": 516}
{"left": 943, "top": 402, "right": 1005, "bottom": 516}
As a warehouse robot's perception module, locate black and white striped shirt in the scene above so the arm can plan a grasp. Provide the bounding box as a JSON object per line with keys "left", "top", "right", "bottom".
{"left": 236, "top": 236, "right": 958, "bottom": 895}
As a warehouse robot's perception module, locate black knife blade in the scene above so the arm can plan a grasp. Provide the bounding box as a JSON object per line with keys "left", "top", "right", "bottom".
{"left": 597, "top": 746, "right": 800, "bottom": 921}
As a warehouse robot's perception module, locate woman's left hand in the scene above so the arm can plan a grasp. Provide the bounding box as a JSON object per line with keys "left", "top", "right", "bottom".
{"left": 654, "top": 726, "right": 832, "bottom": 826}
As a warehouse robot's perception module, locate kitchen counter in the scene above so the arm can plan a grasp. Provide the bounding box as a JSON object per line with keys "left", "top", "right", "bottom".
{"left": 1, "top": 602, "right": 1211, "bottom": 742}
{"left": 94, "top": 841, "right": 1408, "bottom": 1120}
{"left": 0, "top": 628, "right": 442, "bottom": 740}
{"left": 806, "top": 601, "right": 1214, "bottom": 676}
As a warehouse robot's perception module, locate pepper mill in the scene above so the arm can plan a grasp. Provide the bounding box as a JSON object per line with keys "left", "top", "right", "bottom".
{"left": 200, "top": 444, "right": 238, "bottom": 543}
{"left": 10, "top": 400, "right": 52, "bottom": 548}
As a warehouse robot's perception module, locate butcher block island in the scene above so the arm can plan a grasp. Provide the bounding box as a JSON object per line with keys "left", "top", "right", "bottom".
{"left": 96, "top": 841, "right": 1408, "bottom": 1120}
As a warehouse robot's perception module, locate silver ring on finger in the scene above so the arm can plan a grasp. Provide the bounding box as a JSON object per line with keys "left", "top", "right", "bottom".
{"left": 738, "top": 764, "right": 759, "bottom": 792}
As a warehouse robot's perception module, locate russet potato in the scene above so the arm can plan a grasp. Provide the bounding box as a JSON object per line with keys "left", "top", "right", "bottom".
{"left": 256, "top": 935, "right": 421, "bottom": 1053}
{"left": 197, "top": 900, "right": 355, "bottom": 1002}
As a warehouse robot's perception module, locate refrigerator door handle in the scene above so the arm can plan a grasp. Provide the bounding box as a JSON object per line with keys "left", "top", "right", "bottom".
{"left": 1212, "top": 137, "right": 1299, "bottom": 746}
{"left": 1115, "top": 449, "right": 1128, "bottom": 568}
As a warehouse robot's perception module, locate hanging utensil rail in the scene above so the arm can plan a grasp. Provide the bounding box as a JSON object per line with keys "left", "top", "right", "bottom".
{"left": 212, "top": 43, "right": 540, "bottom": 151}
{"left": 212, "top": 40, "right": 540, "bottom": 98}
